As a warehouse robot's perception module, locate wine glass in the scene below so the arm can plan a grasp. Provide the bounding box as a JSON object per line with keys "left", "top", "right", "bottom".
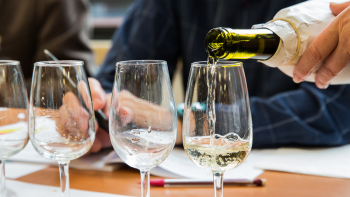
{"left": 0, "top": 61, "right": 29, "bottom": 196}
{"left": 183, "top": 61, "right": 252, "bottom": 197}
{"left": 29, "top": 61, "right": 95, "bottom": 197}
{"left": 110, "top": 60, "right": 177, "bottom": 197}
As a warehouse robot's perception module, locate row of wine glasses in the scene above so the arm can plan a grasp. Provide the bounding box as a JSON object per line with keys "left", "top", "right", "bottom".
{"left": 0, "top": 60, "right": 251, "bottom": 197}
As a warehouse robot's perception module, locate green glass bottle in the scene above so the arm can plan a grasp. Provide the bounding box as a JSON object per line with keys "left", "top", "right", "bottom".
{"left": 205, "top": 28, "right": 280, "bottom": 61}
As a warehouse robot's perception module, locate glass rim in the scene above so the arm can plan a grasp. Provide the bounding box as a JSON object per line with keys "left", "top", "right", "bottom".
{"left": 116, "top": 60, "right": 167, "bottom": 66}
{"left": 191, "top": 61, "right": 242, "bottom": 67}
{"left": 0, "top": 60, "right": 20, "bottom": 66}
{"left": 35, "top": 60, "right": 84, "bottom": 67}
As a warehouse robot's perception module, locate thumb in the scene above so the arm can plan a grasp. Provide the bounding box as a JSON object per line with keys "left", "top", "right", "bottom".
{"left": 88, "top": 78, "right": 106, "bottom": 111}
{"left": 117, "top": 106, "right": 133, "bottom": 126}
{"left": 330, "top": 1, "right": 350, "bottom": 15}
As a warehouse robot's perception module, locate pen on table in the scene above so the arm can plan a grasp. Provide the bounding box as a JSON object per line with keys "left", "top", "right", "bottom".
{"left": 43, "top": 49, "right": 109, "bottom": 132}
{"left": 148, "top": 178, "right": 266, "bottom": 187}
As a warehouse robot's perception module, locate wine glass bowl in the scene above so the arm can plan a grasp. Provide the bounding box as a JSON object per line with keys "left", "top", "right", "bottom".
{"left": 0, "top": 108, "right": 28, "bottom": 160}
{"left": 0, "top": 60, "right": 29, "bottom": 196}
{"left": 183, "top": 61, "right": 252, "bottom": 197}
{"left": 29, "top": 61, "right": 95, "bottom": 197}
{"left": 110, "top": 60, "right": 177, "bottom": 197}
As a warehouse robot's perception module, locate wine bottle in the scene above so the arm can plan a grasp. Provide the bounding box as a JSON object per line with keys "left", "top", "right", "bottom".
{"left": 205, "top": 28, "right": 280, "bottom": 61}
{"left": 205, "top": 0, "right": 350, "bottom": 85}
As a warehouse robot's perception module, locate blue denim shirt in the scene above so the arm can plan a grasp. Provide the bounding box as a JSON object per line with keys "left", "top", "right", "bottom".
{"left": 96, "top": 0, "right": 350, "bottom": 148}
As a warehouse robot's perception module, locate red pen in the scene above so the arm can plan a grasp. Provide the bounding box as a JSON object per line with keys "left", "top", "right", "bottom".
{"left": 148, "top": 178, "right": 266, "bottom": 187}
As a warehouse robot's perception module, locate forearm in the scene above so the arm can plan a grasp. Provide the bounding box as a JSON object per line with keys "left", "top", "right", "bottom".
{"left": 176, "top": 119, "right": 182, "bottom": 145}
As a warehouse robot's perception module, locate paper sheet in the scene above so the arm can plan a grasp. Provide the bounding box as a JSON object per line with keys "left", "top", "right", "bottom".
{"left": 5, "top": 162, "right": 48, "bottom": 179}
{"left": 9, "top": 143, "right": 121, "bottom": 172}
{"left": 6, "top": 180, "right": 131, "bottom": 197}
{"left": 255, "top": 145, "right": 350, "bottom": 179}
{"left": 106, "top": 147, "right": 275, "bottom": 180}
{"left": 9, "top": 141, "right": 273, "bottom": 180}
{"left": 9, "top": 143, "right": 56, "bottom": 165}
{"left": 3, "top": 116, "right": 267, "bottom": 180}
{"left": 154, "top": 148, "right": 274, "bottom": 180}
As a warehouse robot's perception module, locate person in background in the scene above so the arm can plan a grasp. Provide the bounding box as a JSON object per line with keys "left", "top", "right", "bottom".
{"left": 0, "top": 0, "right": 94, "bottom": 90}
{"left": 89, "top": 0, "right": 350, "bottom": 153}
{"left": 294, "top": 1, "right": 350, "bottom": 89}
{"left": 0, "top": 0, "right": 110, "bottom": 153}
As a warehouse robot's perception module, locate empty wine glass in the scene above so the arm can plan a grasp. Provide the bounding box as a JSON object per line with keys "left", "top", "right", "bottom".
{"left": 110, "top": 60, "right": 177, "bottom": 197}
{"left": 29, "top": 61, "right": 95, "bottom": 197}
{"left": 183, "top": 61, "right": 252, "bottom": 197}
{"left": 0, "top": 61, "right": 29, "bottom": 196}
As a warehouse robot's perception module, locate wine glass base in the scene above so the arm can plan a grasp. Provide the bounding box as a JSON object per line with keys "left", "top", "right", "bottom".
{"left": 4, "top": 188, "right": 17, "bottom": 197}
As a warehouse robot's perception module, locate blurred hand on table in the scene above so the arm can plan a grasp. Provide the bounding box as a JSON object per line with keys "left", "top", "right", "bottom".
{"left": 87, "top": 78, "right": 183, "bottom": 154}
{"left": 86, "top": 78, "right": 111, "bottom": 153}
{"left": 50, "top": 78, "right": 110, "bottom": 154}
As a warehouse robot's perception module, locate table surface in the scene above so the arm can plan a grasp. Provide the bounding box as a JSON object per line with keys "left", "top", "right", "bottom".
{"left": 4, "top": 108, "right": 350, "bottom": 196}
{"left": 15, "top": 165, "right": 350, "bottom": 197}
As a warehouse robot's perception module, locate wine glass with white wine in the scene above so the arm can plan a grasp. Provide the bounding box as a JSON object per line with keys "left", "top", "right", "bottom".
{"left": 183, "top": 61, "right": 252, "bottom": 197}
{"left": 109, "top": 60, "right": 177, "bottom": 197}
{"left": 0, "top": 61, "right": 29, "bottom": 197}
{"left": 29, "top": 61, "right": 95, "bottom": 197}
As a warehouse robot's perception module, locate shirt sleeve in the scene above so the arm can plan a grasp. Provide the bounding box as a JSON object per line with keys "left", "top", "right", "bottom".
{"left": 96, "top": 0, "right": 179, "bottom": 92}
{"left": 34, "top": 0, "right": 94, "bottom": 77}
{"left": 251, "top": 83, "right": 350, "bottom": 148}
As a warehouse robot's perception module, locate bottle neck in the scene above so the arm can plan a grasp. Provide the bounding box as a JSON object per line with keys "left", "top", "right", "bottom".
{"left": 205, "top": 28, "right": 280, "bottom": 60}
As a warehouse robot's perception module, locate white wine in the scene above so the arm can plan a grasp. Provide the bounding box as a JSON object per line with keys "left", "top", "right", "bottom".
{"left": 206, "top": 62, "right": 217, "bottom": 145}
{"left": 204, "top": 51, "right": 251, "bottom": 173}
{"left": 203, "top": 35, "right": 252, "bottom": 173}
{"left": 184, "top": 135, "right": 251, "bottom": 172}
{"left": 110, "top": 128, "right": 175, "bottom": 170}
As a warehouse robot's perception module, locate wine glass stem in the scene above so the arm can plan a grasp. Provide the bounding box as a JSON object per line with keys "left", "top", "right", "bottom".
{"left": 213, "top": 172, "right": 224, "bottom": 197}
{"left": 58, "top": 161, "right": 70, "bottom": 197}
{"left": 0, "top": 160, "right": 6, "bottom": 196}
{"left": 140, "top": 170, "right": 150, "bottom": 197}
